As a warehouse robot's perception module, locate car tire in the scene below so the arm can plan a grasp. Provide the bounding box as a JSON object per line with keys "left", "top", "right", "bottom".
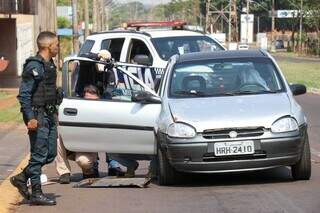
{"left": 291, "top": 134, "right": 311, "bottom": 180}
{"left": 157, "top": 147, "right": 178, "bottom": 186}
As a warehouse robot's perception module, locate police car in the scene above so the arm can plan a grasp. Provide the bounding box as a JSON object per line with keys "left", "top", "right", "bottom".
{"left": 78, "top": 21, "right": 225, "bottom": 90}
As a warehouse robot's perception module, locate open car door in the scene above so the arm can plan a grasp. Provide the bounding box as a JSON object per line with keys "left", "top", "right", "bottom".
{"left": 58, "top": 57, "right": 161, "bottom": 155}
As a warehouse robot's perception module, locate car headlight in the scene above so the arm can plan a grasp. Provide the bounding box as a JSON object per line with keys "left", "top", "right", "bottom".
{"left": 167, "top": 123, "right": 196, "bottom": 138}
{"left": 271, "top": 117, "right": 299, "bottom": 133}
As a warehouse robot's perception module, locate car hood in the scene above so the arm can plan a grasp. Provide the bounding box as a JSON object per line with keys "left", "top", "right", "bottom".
{"left": 168, "top": 93, "right": 291, "bottom": 132}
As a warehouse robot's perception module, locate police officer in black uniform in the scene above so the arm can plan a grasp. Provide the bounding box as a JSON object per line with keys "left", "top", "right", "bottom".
{"left": 10, "top": 31, "right": 62, "bottom": 206}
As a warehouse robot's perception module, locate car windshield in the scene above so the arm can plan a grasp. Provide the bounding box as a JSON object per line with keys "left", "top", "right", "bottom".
{"left": 151, "top": 36, "right": 224, "bottom": 60}
{"left": 169, "top": 58, "right": 285, "bottom": 98}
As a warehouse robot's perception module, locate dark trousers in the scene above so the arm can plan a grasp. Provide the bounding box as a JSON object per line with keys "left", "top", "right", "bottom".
{"left": 23, "top": 111, "right": 57, "bottom": 185}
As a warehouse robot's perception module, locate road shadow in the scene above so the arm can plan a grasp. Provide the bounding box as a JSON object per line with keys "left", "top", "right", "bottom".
{"left": 15, "top": 193, "right": 61, "bottom": 206}
{"left": 160, "top": 166, "right": 295, "bottom": 187}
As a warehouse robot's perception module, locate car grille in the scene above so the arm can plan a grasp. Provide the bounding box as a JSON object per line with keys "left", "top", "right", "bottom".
{"left": 202, "top": 127, "right": 265, "bottom": 139}
{"left": 203, "top": 150, "right": 267, "bottom": 162}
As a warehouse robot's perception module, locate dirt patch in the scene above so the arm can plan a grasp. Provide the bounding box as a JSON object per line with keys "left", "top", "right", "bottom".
{"left": 0, "top": 122, "right": 25, "bottom": 131}
{"left": 0, "top": 95, "right": 18, "bottom": 111}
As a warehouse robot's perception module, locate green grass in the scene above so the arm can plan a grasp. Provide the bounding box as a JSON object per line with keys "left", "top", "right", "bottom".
{"left": 0, "top": 91, "right": 10, "bottom": 99}
{"left": 0, "top": 103, "right": 23, "bottom": 123}
{"left": 277, "top": 61, "right": 320, "bottom": 89}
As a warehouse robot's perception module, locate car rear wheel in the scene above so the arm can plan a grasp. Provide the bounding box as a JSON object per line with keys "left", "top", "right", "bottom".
{"left": 157, "top": 147, "right": 178, "bottom": 186}
{"left": 291, "top": 134, "right": 311, "bottom": 180}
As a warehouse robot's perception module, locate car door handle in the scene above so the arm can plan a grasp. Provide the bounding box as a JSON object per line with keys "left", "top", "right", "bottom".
{"left": 63, "top": 108, "right": 78, "bottom": 116}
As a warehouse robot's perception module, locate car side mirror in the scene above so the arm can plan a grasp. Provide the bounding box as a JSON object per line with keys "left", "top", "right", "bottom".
{"left": 133, "top": 54, "right": 152, "bottom": 66}
{"left": 132, "top": 91, "right": 161, "bottom": 104}
{"left": 290, "top": 84, "right": 306, "bottom": 96}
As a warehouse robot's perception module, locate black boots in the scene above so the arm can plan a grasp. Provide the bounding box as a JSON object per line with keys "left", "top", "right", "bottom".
{"left": 10, "top": 168, "right": 30, "bottom": 200}
{"left": 30, "top": 184, "right": 56, "bottom": 206}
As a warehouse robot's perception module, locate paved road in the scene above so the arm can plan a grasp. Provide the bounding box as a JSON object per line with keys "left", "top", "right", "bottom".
{"left": 0, "top": 125, "right": 29, "bottom": 183}
{"left": 11, "top": 93, "right": 320, "bottom": 213}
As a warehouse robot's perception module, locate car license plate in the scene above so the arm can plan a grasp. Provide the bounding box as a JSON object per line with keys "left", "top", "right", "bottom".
{"left": 214, "top": 141, "right": 254, "bottom": 156}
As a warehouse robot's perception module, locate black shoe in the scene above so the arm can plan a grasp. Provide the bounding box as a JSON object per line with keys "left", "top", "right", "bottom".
{"left": 108, "top": 167, "right": 125, "bottom": 177}
{"left": 30, "top": 185, "right": 56, "bottom": 206}
{"left": 83, "top": 172, "right": 99, "bottom": 179}
{"left": 10, "top": 170, "right": 30, "bottom": 200}
{"left": 59, "top": 173, "right": 70, "bottom": 184}
{"left": 125, "top": 162, "right": 139, "bottom": 178}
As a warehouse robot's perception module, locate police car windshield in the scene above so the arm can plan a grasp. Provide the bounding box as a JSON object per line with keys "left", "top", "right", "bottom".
{"left": 151, "top": 36, "right": 224, "bottom": 61}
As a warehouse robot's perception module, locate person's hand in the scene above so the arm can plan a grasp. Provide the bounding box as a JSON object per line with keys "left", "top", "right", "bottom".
{"left": 27, "top": 119, "right": 38, "bottom": 130}
{"left": 98, "top": 50, "right": 111, "bottom": 61}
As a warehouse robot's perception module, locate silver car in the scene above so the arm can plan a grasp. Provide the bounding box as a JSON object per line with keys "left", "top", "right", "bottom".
{"left": 59, "top": 50, "right": 310, "bottom": 185}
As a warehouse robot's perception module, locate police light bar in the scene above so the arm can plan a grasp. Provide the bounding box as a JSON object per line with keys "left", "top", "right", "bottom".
{"left": 125, "top": 21, "right": 187, "bottom": 30}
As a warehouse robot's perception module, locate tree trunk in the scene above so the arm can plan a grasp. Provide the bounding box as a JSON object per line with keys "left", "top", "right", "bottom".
{"left": 92, "top": 0, "right": 98, "bottom": 32}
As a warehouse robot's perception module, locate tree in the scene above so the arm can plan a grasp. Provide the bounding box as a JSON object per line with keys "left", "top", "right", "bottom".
{"left": 57, "top": 16, "right": 71, "bottom": 28}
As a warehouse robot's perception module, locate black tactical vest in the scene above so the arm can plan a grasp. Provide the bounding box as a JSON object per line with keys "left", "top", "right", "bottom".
{"left": 30, "top": 57, "right": 57, "bottom": 107}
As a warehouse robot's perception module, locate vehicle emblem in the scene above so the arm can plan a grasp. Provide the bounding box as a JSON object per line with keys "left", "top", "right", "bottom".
{"left": 229, "top": 131, "right": 238, "bottom": 138}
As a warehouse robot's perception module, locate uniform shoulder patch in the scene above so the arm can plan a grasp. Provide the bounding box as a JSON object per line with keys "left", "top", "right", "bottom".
{"left": 32, "top": 68, "right": 39, "bottom": 76}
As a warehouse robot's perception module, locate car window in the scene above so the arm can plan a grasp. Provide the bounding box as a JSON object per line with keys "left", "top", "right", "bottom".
{"left": 79, "top": 39, "right": 95, "bottom": 55}
{"left": 151, "top": 36, "right": 224, "bottom": 60}
{"left": 127, "top": 38, "right": 153, "bottom": 65}
{"left": 100, "top": 38, "right": 125, "bottom": 62}
{"left": 67, "top": 60, "right": 145, "bottom": 102}
{"left": 169, "top": 58, "right": 285, "bottom": 98}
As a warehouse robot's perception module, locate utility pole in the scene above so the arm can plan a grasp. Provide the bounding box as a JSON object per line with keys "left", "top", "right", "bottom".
{"left": 72, "top": 0, "right": 79, "bottom": 54}
{"left": 84, "top": 0, "right": 89, "bottom": 39}
{"left": 246, "top": 0, "right": 249, "bottom": 44}
{"left": 299, "top": 0, "right": 303, "bottom": 52}
{"left": 271, "top": 0, "right": 275, "bottom": 52}
{"left": 228, "top": 0, "right": 232, "bottom": 43}
{"left": 205, "top": 0, "right": 210, "bottom": 33}
{"left": 257, "top": 16, "right": 260, "bottom": 33}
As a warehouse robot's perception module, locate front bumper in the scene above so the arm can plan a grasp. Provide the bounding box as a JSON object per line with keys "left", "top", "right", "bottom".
{"left": 158, "top": 127, "right": 307, "bottom": 173}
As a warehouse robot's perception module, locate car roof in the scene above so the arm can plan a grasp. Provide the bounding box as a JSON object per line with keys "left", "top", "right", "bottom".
{"left": 87, "top": 29, "right": 204, "bottom": 39}
{"left": 176, "top": 50, "right": 269, "bottom": 63}
{"left": 145, "top": 30, "right": 204, "bottom": 38}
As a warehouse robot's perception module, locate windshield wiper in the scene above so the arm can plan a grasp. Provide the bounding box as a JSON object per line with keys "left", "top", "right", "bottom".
{"left": 233, "top": 90, "right": 278, "bottom": 95}
{"left": 174, "top": 90, "right": 207, "bottom": 97}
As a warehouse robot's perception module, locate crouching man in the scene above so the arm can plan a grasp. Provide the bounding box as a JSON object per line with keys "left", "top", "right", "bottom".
{"left": 56, "top": 85, "right": 100, "bottom": 183}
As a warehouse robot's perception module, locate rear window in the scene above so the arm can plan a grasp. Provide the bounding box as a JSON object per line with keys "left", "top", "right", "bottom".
{"left": 79, "top": 39, "right": 95, "bottom": 55}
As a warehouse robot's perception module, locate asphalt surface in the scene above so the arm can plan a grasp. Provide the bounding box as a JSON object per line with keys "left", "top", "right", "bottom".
{"left": 4, "top": 93, "right": 317, "bottom": 213}
{"left": 0, "top": 125, "right": 29, "bottom": 183}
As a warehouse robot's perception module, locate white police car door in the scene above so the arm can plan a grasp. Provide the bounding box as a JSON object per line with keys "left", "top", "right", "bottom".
{"left": 58, "top": 58, "right": 161, "bottom": 155}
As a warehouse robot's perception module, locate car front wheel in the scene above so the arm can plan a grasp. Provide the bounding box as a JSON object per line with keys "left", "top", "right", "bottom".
{"left": 157, "top": 147, "right": 178, "bottom": 186}
{"left": 291, "top": 134, "right": 311, "bottom": 180}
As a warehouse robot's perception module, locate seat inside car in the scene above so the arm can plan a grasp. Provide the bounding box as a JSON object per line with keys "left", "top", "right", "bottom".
{"left": 182, "top": 75, "right": 206, "bottom": 92}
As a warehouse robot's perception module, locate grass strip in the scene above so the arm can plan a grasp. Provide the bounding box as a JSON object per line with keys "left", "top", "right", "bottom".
{"left": 0, "top": 103, "right": 23, "bottom": 123}
{"left": 278, "top": 61, "right": 320, "bottom": 89}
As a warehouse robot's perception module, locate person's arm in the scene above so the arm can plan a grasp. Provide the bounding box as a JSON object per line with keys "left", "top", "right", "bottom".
{"left": 17, "top": 62, "right": 42, "bottom": 130}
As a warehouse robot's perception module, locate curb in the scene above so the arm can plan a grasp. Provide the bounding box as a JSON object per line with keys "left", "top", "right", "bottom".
{"left": 0, "top": 154, "right": 29, "bottom": 213}
{"left": 309, "top": 88, "right": 320, "bottom": 95}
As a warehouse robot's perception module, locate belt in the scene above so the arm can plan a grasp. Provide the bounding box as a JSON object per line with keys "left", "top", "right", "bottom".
{"left": 32, "top": 105, "right": 57, "bottom": 114}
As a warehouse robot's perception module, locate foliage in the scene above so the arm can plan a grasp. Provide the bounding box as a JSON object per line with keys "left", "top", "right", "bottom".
{"left": 109, "top": 1, "right": 148, "bottom": 29}
{"left": 57, "top": 0, "right": 70, "bottom": 6}
{"left": 60, "top": 37, "right": 73, "bottom": 61}
{"left": 57, "top": 16, "right": 71, "bottom": 28}
{"left": 277, "top": 59, "right": 320, "bottom": 89}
